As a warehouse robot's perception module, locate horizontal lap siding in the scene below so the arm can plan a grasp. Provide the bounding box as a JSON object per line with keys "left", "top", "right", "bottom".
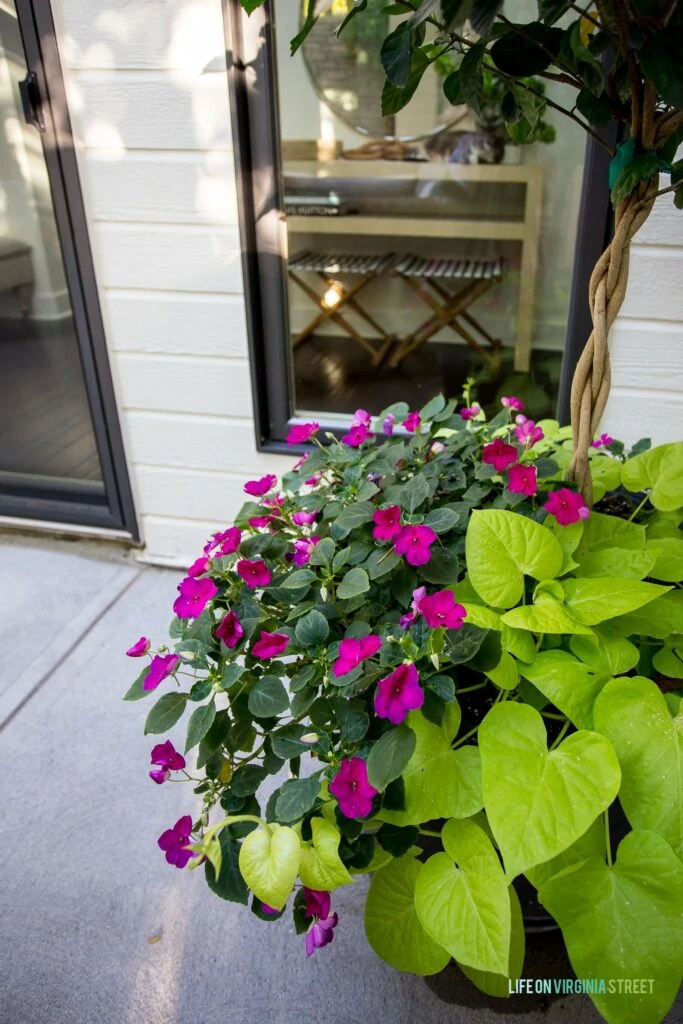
{"left": 53, "top": 0, "right": 289, "bottom": 566}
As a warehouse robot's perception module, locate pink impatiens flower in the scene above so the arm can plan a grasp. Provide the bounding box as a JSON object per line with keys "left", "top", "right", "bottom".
{"left": 252, "top": 631, "right": 290, "bottom": 659}
{"left": 236, "top": 559, "right": 272, "bottom": 589}
{"left": 514, "top": 416, "right": 544, "bottom": 447}
{"left": 204, "top": 527, "right": 241, "bottom": 558}
{"left": 286, "top": 422, "right": 320, "bottom": 445}
{"left": 394, "top": 524, "right": 438, "bottom": 567}
{"left": 545, "top": 488, "right": 590, "bottom": 526}
{"left": 508, "top": 463, "right": 538, "bottom": 497}
{"left": 215, "top": 610, "right": 244, "bottom": 649}
{"left": 173, "top": 576, "right": 218, "bottom": 619}
{"left": 372, "top": 505, "right": 402, "bottom": 541}
{"left": 342, "top": 423, "right": 372, "bottom": 447}
{"left": 418, "top": 590, "right": 467, "bottom": 630}
{"left": 187, "top": 556, "right": 211, "bottom": 578}
{"left": 591, "top": 433, "right": 615, "bottom": 448}
{"left": 158, "top": 815, "right": 197, "bottom": 869}
{"left": 292, "top": 510, "right": 318, "bottom": 526}
{"left": 244, "top": 474, "right": 277, "bottom": 497}
{"left": 329, "top": 757, "right": 378, "bottom": 818}
{"left": 143, "top": 653, "right": 180, "bottom": 691}
{"left": 399, "top": 586, "right": 427, "bottom": 629}
{"left": 501, "top": 395, "right": 524, "bottom": 411}
{"left": 383, "top": 413, "right": 395, "bottom": 436}
{"left": 303, "top": 888, "right": 338, "bottom": 956}
{"left": 482, "top": 437, "right": 519, "bottom": 472}
{"left": 292, "top": 536, "right": 320, "bottom": 566}
{"left": 460, "top": 403, "right": 481, "bottom": 421}
{"left": 353, "top": 409, "right": 372, "bottom": 429}
{"left": 374, "top": 663, "right": 424, "bottom": 724}
{"left": 402, "top": 411, "right": 421, "bottom": 433}
{"left": 126, "top": 636, "right": 150, "bottom": 657}
{"left": 292, "top": 453, "right": 309, "bottom": 471}
{"left": 149, "top": 740, "right": 186, "bottom": 785}
{"left": 248, "top": 515, "right": 277, "bottom": 528}
{"left": 332, "top": 635, "right": 382, "bottom": 677}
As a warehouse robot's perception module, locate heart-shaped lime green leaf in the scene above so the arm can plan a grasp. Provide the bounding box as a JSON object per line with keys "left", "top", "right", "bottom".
{"left": 622, "top": 441, "right": 683, "bottom": 511}
{"left": 608, "top": 589, "right": 683, "bottom": 639}
{"left": 501, "top": 624, "right": 536, "bottom": 664}
{"left": 589, "top": 453, "right": 623, "bottom": 501}
{"left": 519, "top": 650, "right": 609, "bottom": 730}
{"left": 539, "top": 830, "right": 683, "bottom": 1024}
{"left": 572, "top": 512, "right": 655, "bottom": 580}
{"left": 466, "top": 510, "right": 564, "bottom": 608}
{"left": 485, "top": 651, "right": 519, "bottom": 690}
{"left": 364, "top": 857, "right": 451, "bottom": 975}
{"left": 238, "top": 824, "right": 301, "bottom": 910}
{"left": 459, "top": 886, "right": 525, "bottom": 997}
{"left": 646, "top": 536, "right": 683, "bottom": 581}
{"left": 479, "top": 703, "right": 621, "bottom": 878}
{"left": 543, "top": 517, "right": 583, "bottom": 574}
{"left": 560, "top": 578, "right": 670, "bottom": 625}
{"left": 414, "top": 819, "right": 511, "bottom": 975}
{"left": 525, "top": 816, "right": 604, "bottom": 890}
{"left": 569, "top": 633, "right": 639, "bottom": 677}
{"left": 299, "top": 817, "right": 354, "bottom": 890}
{"left": 594, "top": 676, "right": 683, "bottom": 858}
{"left": 502, "top": 592, "right": 594, "bottom": 635}
{"left": 378, "top": 706, "right": 483, "bottom": 825}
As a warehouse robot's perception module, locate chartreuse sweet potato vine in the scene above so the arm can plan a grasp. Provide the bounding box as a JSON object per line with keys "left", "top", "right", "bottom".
{"left": 127, "top": 396, "right": 683, "bottom": 1024}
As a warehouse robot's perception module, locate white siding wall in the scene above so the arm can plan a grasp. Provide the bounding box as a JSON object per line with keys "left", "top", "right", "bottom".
{"left": 52, "top": 0, "right": 290, "bottom": 567}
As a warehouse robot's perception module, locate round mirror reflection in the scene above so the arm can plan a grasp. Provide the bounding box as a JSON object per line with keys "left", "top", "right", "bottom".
{"left": 300, "top": 0, "right": 454, "bottom": 141}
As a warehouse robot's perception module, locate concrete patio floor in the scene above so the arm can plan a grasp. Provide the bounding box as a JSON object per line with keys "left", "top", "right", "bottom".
{"left": 1, "top": 533, "right": 681, "bottom": 1024}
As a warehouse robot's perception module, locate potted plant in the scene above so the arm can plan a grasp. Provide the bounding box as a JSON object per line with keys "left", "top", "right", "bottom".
{"left": 126, "top": 397, "right": 683, "bottom": 1024}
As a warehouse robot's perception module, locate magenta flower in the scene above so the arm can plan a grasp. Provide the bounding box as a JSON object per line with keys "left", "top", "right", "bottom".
{"left": 427, "top": 441, "right": 446, "bottom": 460}
{"left": 501, "top": 396, "right": 524, "bottom": 411}
{"left": 394, "top": 524, "right": 438, "bottom": 567}
{"left": 419, "top": 590, "right": 467, "bottom": 630}
{"left": 252, "top": 631, "right": 290, "bottom": 659}
{"left": 306, "top": 911, "right": 339, "bottom": 956}
{"left": 292, "top": 510, "right": 318, "bottom": 526}
{"left": 329, "top": 757, "right": 378, "bottom": 818}
{"left": 248, "top": 515, "right": 277, "bottom": 528}
{"left": 158, "top": 815, "right": 197, "bottom": 869}
{"left": 292, "top": 453, "right": 309, "bottom": 471}
{"left": 244, "top": 474, "right": 277, "bottom": 497}
{"left": 332, "top": 635, "right": 382, "bottom": 677}
{"left": 460, "top": 403, "right": 481, "bottom": 421}
{"left": 237, "top": 559, "right": 272, "bottom": 588}
{"left": 204, "top": 527, "right": 242, "bottom": 558}
{"left": 305, "top": 473, "right": 321, "bottom": 487}
{"left": 126, "top": 636, "right": 150, "bottom": 658}
{"left": 304, "top": 888, "right": 331, "bottom": 919}
{"left": 402, "top": 411, "right": 421, "bottom": 433}
{"left": 187, "top": 556, "right": 211, "bottom": 578}
{"left": 383, "top": 413, "right": 395, "bottom": 436}
{"left": 375, "top": 663, "right": 424, "bottom": 724}
{"left": 482, "top": 438, "right": 519, "bottom": 472}
{"left": 353, "top": 409, "right": 373, "bottom": 429}
{"left": 592, "top": 433, "right": 615, "bottom": 448}
{"left": 514, "top": 417, "right": 544, "bottom": 447}
{"left": 292, "top": 536, "right": 320, "bottom": 566}
{"left": 143, "top": 653, "right": 180, "bottom": 692}
{"left": 545, "top": 488, "right": 590, "bottom": 526}
{"left": 399, "top": 586, "right": 427, "bottom": 629}
{"left": 216, "top": 610, "right": 244, "bottom": 649}
{"left": 173, "top": 576, "right": 218, "bottom": 619}
{"left": 373, "top": 505, "right": 403, "bottom": 541}
{"left": 342, "top": 423, "right": 372, "bottom": 447}
{"left": 286, "top": 422, "right": 320, "bottom": 445}
{"left": 149, "top": 740, "right": 186, "bottom": 785}
{"left": 508, "top": 463, "right": 538, "bottom": 497}
{"left": 261, "top": 903, "right": 280, "bottom": 915}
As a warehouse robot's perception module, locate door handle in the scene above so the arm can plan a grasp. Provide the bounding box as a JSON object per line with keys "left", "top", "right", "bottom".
{"left": 18, "top": 71, "right": 46, "bottom": 132}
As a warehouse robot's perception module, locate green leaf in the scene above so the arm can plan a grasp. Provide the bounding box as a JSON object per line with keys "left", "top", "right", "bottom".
{"left": 230, "top": 764, "right": 268, "bottom": 797}
{"left": 123, "top": 666, "right": 154, "bottom": 701}
{"left": 185, "top": 699, "right": 216, "bottom": 753}
{"left": 248, "top": 676, "right": 289, "bottom": 717}
{"left": 560, "top": 577, "right": 670, "bottom": 625}
{"left": 573, "top": 512, "right": 654, "bottom": 579}
{"left": 419, "top": 394, "right": 446, "bottom": 420}
{"left": 519, "top": 650, "right": 608, "bottom": 730}
{"left": 379, "top": 707, "right": 483, "bottom": 826}
{"left": 274, "top": 774, "right": 321, "bottom": 824}
{"left": 610, "top": 590, "right": 683, "bottom": 639}
{"left": 364, "top": 857, "right": 451, "bottom": 975}
{"left": 569, "top": 633, "right": 639, "bottom": 677}
{"left": 539, "top": 831, "right": 683, "bottom": 1024}
{"left": 205, "top": 830, "right": 248, "bottom": 904}
{"left": 415, "top": 819, "right": 511, "bottom": 975}
{"left": 594, "top": 677, "right": 683, "bottom": 858}
{"left": 576, "top": 87, "right": 613, "bottom": 127}
{"left": 459, "top": 886, "right": 525, "bottom": 996}
{"left": 382, "top": 49, "right": 433, "bottom": 116}
{"left": 501, "top": 593, "right": 594, "bottom": 635}
{"left": 400, "top": 474, "right": 431, "bottom": 513}
{"left": 334, "top": 698, "right": 369, "bottom": 742}
{"left": 458, "top": 42, "right": 485, "bottom": 116}
{"left": 381, "top": 22, "right": 413, "bottom": 87}
{"left": 424, "top": 507, "right": 460, "bottom": 534}
{"left": 143, "top": 692, "right": 187, "bottom": 735}
{"left": 490, "top": 23, "right": 562, "bottom": 76}
{"left": 364, "top": 547, "right": 401, "bottom": 580}
{"left": 376, "top": 823, "right": 420, "bottom": 858}
{"left": 309, "top": 538, "right": 334, "bottom": 566}
{"left": 525, "top": 816, "right": 604, "bottom": 890}
{"left": 646, "top": 536, "right": 683, "bottom": 582}
{"left": 334, "top": 501, "right": 376, "bottom": 532}
{"left": 611, "top": 151, "right": 660, "bottom": 208}
{"left": 280, "top": 568, "right": 316, "bottom": 591}
{"left": 640, "top": 33, "right": 683, "bottom": 111}
{"left": 367, "top": 725, "right": 417, "bottom": 791}
{"left": 466, "top": 509, "right": 563, "bottom": 608}
{"left": 270, "top": 723, "right": 310, "bottom": 759}
{"left": 479, "top": 702, "right": 621, "bottom": 878}
{"left": 419, "top": 547, "right": 459, "bottom": 585}
{"left": 485, "top": 651, "right": 519, "bottom": 691}
{"left": 239, "top": 824, "right": 301, "bottom": 911}
{"left": 337, "top": 567, "right": 370, "bottom": 600}
{"left": 621, "top": 442, "right": 683, "bottom": 511}
{"left": 295, "top": 609, "right": 329, "bottom": 646}
{"left": 299, "top": 817, "right": 354, "bottom": 890}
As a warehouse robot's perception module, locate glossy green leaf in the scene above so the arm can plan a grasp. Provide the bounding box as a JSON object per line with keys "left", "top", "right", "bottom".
{"left": 502, "top": 593, "right": 594, "bottom": 635}
{"left": 621, "top": 442, "right": 683, "bottom": 511}
{"left": 490, "top": 23, "right": 562, "bottom": 76}
{"left": 365, "top": 857, "right": 451, "bottom": 975}
{"left": 275, "top": 774, "right": 321, "bottom": 824}
{"left": 466, "top": 509, "right": 563, "bottom": 608}
{"left": 400, "top": 473, "right": 431, "bottom": 513}
{"left": 594, "top": 676, "right": 683, "bottom": 858}
{"left": 479, "top": 703, "right": 621, "bottom": 878}
{"left": 519, "top": 650, "right": 607, "bottom": 729}
{"left": 205, "top": 830, "right": 248, "bottom": 905}
{"left": 459, "top": 886, "right": 525, "bottom": 996}
{"left": 238, "top": 824, "right": 301, "bottom": 910}
{"left": 525, "top": 816, "right": 604, "bottom": 890}
{"left": 295, "top": 609, "right": 329, "bottom": 646}
{"left": 569, "top": 633, "right": 639, "bottom": 677}
{"left": 539, "top": 830, "right": 683, "bottom": 1024}
{"left": 367, "top": 725, "right": 416, "bottom": 791}
{"left": 334, "top": 501, "right": 376, "bottom": 532}
{"left": 381, "top": 22, "right": 413, "bottom": 86}
{"left": 646, "top": 536, "right": 683, "bottom": 582}
{"left": 248, "top": 676, "right": 289, "bottom": 717}
{"left": 485, "top": 651, "right": 519, "bottom": 690}
{"left": 337, "top": 567, "right": 370, "bottom": 600}
{"left": 185, "top": 698, "right": 216, "bottom": 753}
{"left": 299, "top": 817, "right": 354, "bottom": 890}
{"left": 415, "top": 819, "right": 511, "bottom": 974}
{"left": 572, "top": 512, "right": 654, "bottom": 580}
{"left": 143, "top": 692, "right": 187, "bottom": 735}
{"left": 560, "top": 577, "right": 669, "bottom": 625}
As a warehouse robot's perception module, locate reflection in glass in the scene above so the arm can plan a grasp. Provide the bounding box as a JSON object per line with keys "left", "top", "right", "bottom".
{"left": 0, "top": 2, "right": 104, "bottom": 501}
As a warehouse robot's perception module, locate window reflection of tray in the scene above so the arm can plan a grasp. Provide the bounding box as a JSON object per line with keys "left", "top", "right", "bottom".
{"left": 284, "top": 193, "right": 357, "bottom": 216}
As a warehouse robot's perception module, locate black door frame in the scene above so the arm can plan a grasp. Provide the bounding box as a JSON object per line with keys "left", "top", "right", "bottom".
{"left": 1, "top": 0, "right": 139, "bottom": 539}
{"left": 223, "top": 0, "right": 615, "bottom": 451}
